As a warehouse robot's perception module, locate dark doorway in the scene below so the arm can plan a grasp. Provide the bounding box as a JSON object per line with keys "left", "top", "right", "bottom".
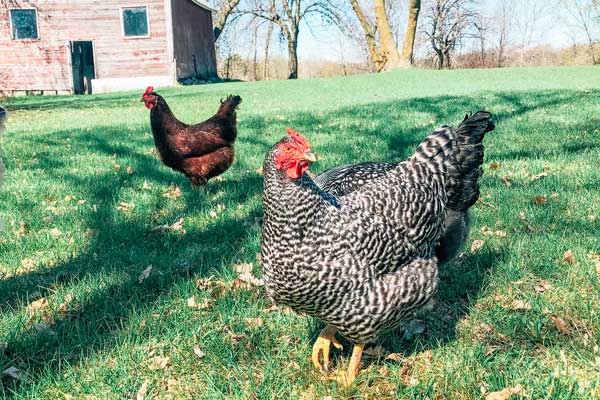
{"left": 70, "top": 41, "right": 95, "bottom": 95}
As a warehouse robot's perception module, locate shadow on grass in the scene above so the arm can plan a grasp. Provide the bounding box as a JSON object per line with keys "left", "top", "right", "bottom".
{"left": 1, "top": 87, "right": 598, "bottom": 396}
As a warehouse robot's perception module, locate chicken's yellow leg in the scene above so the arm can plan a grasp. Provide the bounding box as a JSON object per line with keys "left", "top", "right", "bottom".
{"left": 336, "top": 343, "right": 364, "bottom": 386}
{"left": 311, "top": 325, "right": 343, "bottom": 371}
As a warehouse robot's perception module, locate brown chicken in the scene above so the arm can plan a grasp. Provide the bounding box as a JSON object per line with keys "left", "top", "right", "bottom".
{"left": 141, "top": 86, "right": 241, "bottom": 186}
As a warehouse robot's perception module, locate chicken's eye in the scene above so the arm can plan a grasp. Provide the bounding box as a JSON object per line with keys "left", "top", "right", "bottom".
{"left": 284, "top": 146, "right": 291, "bottom": 152}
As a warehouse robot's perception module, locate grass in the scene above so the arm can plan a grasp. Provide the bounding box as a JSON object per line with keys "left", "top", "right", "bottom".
{"left": 1, "top": 66, "right": 600, "bottom": 399}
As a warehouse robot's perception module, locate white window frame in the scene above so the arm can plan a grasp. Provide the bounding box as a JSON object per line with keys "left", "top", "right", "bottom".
{"left": 120, "top": 5, "right": 150, "bottom": 39}
{"left": 9, "top": 8, "right": 40, "bottom": 40}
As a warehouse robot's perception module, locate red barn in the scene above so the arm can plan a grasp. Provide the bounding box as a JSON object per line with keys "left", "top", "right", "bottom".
{"left": 0, "top": 0, "right": 217, "bottom": 95}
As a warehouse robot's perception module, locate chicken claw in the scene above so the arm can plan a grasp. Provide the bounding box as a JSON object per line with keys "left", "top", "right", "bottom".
{"left": 330, "top": 343, "right": 364, "bottom": 387}
{"left": 311, "top": 325, "right": 343, "bottom": 371}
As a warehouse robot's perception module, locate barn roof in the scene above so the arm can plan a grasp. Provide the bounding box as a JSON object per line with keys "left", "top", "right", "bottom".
{"left": 187, "top": 0, "right": 217, "bottom": 12}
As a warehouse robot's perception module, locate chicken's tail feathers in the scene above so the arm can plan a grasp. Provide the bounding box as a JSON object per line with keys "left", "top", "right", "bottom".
{"left": 446, "top": 110, "right": 494, "bottom": 211}
{"left": 217, "top": 94, "right": 242, "bottom": 117}
{"left": 411, "top": 110, "right": 494, "bottom": 211}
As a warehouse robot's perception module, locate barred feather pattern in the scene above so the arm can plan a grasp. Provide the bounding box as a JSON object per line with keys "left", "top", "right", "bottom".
{"left": 314, "top": 111, "right": 493, "bottom": 264}
{"left": 261, "top": 112, "right": 492, "bottom": 343}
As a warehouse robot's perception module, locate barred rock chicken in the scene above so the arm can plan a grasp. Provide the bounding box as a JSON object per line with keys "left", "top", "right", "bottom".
{"left": 261, "top": 112, "right": 494, "bottom": 385}
{"left": 141, "top": 87, "right": 241, "bottom": 186}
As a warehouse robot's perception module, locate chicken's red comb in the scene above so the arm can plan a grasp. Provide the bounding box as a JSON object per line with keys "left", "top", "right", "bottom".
{"left": 144, "top": 86, "right": 154, "bottom": 95}
{"left": 286, "top": 127, "right": 310, "bottom": 148}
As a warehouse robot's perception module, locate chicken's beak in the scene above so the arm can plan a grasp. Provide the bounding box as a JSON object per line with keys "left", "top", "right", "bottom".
{"left": 303, "top": 150, "right": 318, "bottom": 162}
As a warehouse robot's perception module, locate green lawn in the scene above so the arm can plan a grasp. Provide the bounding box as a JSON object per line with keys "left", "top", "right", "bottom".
{"left": 1, "top": 66, "right": 600, "bottom": 399}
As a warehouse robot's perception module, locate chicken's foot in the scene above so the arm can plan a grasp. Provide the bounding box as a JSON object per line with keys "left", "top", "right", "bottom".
{"left": 333, "top": 343, "right": 364, "bottom": 387}
{"left": 311, "top": 325, "right": 343, "bottom": 371}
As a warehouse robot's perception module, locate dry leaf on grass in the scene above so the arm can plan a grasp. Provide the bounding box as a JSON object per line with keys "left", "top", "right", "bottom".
{"left": 256, "top": 166, "right": 264, "bottom": 175}
{"left": 16, "top": 221, "right": 28, "bottom": 238}
{"left": 485, "top": 384, "right": 523, "bottom": 400}
{"left": 49, "top": 228, "right": 62, "bottom": 237}
{"left": 20, "top": 258, "right": 35, "bottom": 271}
{"left": 531, "top": 172, "right": 548, "bottom": 181}
{"left": 471, "top": 240, "right": 485, "bottom": 254}
{"left": 563, "top": 250, "right": 574, "bottom": 264}
{"left": 386, "top": 353, "right": 403, "bottom": 362}
{"left": 533, "top": 196, "right": 547, "bottom": 205}
{"left": 136, "top": 380, "right": 149, "bottom": 400}
{"left": 193, "top": 345, "right": 205, "bottom": 359}
{"left": 264, "top": 304, "right": 279, "bottom": 312}
{"left": 149, "top": 356, "right": 170, "bottom": 370}
{"left": 500, "top": 176, "right": 512, "bottom": 187}
{"left": 151, "top": 218, "right": 186, "bottom": 234}
{"left": 481, "top": 226, "right": 507, "bottom": 237}
{"left": 550, "top": 315, "right": 571, "bottom": 334}
{"left": 2, "top": 366, "right": 22, "bottom": 380}
{"left": 117, "top": 202, "right": 135, "bottom": 212}
{"left": 489, "top": 162, "right": 501, "bottom": 170}
{"left": 138, "top": 265, "right": 153, "bottom": 283}
{"left": 27, "top": 297, "right": 48, "bottom": 314}
{"left": 187, "top": 296, "right": 212, "bottom": 310}
{"left": 162, "top": 186, "right": 182, "bottom": 199}
{"left": 510, "top": 300, "right": 532, "bottom": 311}
{"left": 244, "top": 317, "right": 264, "bottom": 328}
{"left": 126, "top": 166, "right": 134, "bottom": 175}
{"left": 533, "top": 280, "right": 551, "bottom": 293}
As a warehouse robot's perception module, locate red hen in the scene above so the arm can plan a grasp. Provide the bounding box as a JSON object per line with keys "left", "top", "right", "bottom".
{"left": 141, "top": 86, "right": 241, "bottom": 186}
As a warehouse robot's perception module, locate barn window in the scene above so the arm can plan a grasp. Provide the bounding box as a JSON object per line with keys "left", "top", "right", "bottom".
{"left": 122, "top": 6, "right": 149, "bottom": 37}
{"left": 10, "top": 9, "right": 39, "bottom": 40}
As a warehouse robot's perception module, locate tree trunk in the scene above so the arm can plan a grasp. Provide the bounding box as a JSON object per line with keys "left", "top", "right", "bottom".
{"left": 399, "top": 0, "right": 421, "bottom": 66}
{"left": 349, "top": 0, "right": 385, "bottom": 71}
{"left": 264, "top": 23, "right": 274, "bottom": 80}
{"left": 287, "top": 34, "right": 299, "bottom": 79}
{"left": 373, "top": 0, "right": 401, "bottom": 70}
{"left": 436, "top": 51, "right": 444, "bottom": 69}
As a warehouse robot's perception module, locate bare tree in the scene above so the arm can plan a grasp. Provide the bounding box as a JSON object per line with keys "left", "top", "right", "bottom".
{"left": 348, "top": 0, "right": 422, "bottom": 71}
{"left": 492, "top": 0, "right": 514, "bottom": 67}
{"left": 423, "top": 0, "right": 478, "bottom": 69}
{"left": 242, "top": 0, "right": 339, "bottom": 79}
{"left": 561, "top": 0, "right": 599, "bottom": 64}
{"left": 213, "top": 0, "right": 243, "bottom": 41}
{"left": 472, "top": 13, "right": 489, "bottom": 66}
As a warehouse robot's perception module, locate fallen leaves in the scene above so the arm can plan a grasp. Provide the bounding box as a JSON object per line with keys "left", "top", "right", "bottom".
{"left": 481, "top": 226, "right": 507, "bottom": 238}
{"left": 530, "top": 172, "right": 548, "bottom": 181}
{"left": 151, "top": 218, "right": 186, "bottom": 234}
{"left": 510, "top": 300, "right": 532, "bottom": 311}
{"left": 187, "top": 296, "right": 213, "bottom": 310}
{"left": 489, "top": 161, "right": 501, "bottom": 170}
{"left": 563, "top": 250, "right": 574, "bottom": 265}
{"left": 162, "top": 186, "right": 182, "bottom": 199}
{"left": 500, "top": 176, "right": 512, "bottom": 187}
{"left": 27, "top": 297, "right": 48, "bottom": 314}
{"left": 138, "top": 265, "right": 153, "bottom": 283}
{"left": 136, "top": 380, "right": 150, "bottom": 400}
{"left": 149, "top": 355, "right": 170, "bottom": 370}
{"left": 244, "top": 317, "right": 264, "bottom": 329}
{"left": 193, "top": 345, "right": 205, "bottom": 359}
{"left": 550, "top": 315, "right": 571, "bottom": 335}
{"left": 533, "top": 280, "right": 551, "bottom": 294}
{"left": 471, "top": 239, "right": 485, "bottom": 254}
{"left": 532, "top": 196, "right": 547, "bottom": 205}
{"left": 49, "top": 227, "right": 62, "bottom": 237}
{"left": 485, "top": 384, "right": 523, "bottom": 400}
{"left": 117, "top": 201, "right": 135, "bottom": 213}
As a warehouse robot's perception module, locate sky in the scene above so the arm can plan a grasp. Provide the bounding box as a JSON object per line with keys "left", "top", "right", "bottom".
{"left": 285, "top": 0, "right": 600, "bottom": 63}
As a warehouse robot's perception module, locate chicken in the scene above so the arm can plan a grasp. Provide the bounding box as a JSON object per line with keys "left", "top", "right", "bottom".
{"left": 141, "top": 87, "right": 241, "bottom": 186}
{"left": 314, "top": 157, "right": 471, "bottom": 264}
{"left": 260, "top": 112, "right": 494, "bottom": 385}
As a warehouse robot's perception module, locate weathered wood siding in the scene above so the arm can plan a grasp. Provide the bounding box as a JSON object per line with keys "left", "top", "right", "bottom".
{"left": 0, "top": 0, "right": 170, "bottom": 93}
{"left": 171, "top": 0, "right": 217, "bottom": 79}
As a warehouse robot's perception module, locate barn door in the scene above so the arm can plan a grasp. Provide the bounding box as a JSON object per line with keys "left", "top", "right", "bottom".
{"left": 70, "top": 41, "right": 95, "bottom": 94}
